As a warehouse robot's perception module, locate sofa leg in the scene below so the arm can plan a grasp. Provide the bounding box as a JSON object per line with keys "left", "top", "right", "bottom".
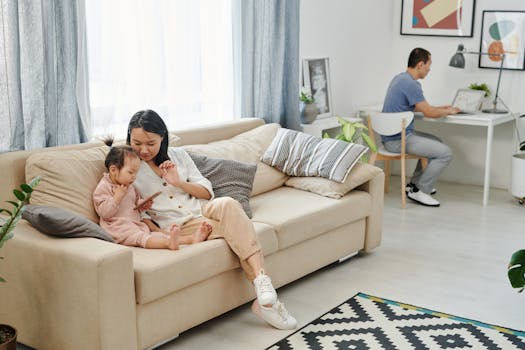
{"left": 338, "top": 251, "right": 359, "bottom": 263}
{"left": 145, "top": 334, "right": 180, "bottom": 350}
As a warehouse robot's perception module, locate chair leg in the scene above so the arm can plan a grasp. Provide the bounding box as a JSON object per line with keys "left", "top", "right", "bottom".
{"left": 384, "top": 160, "right": 390, "bottom": 193}
{"left": 401, "top": 157, "right": 406, "bottom": 209}
{"left": 421, "top": 157, "right": 428, "bottom": 170}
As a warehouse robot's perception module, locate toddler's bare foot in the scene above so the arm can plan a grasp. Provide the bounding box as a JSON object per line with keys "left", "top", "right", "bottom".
{"left": 193, "top": 222, "right": 212, "bottom": 243}
{"left": 168, "top": 224, "right": 181, "bottom": 250}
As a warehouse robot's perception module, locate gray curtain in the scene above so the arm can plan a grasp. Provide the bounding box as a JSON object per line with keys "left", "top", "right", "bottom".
{"left": 240, "top": 0, "right": 300, "bottom": 130}
{"left": 0, "top": 0, "right": 89, "bottom": 153}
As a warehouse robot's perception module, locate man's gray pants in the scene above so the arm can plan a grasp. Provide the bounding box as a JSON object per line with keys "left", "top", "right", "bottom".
{"left": 383, "top": 131, "right": 452, "bottom": 194}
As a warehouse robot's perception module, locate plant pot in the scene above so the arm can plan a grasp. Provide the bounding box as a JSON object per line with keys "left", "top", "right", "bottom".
{"left": 511, "top": 153, "right": 525, "bottom": 202}
{"left": 0, "top": 324, "right": 16, "bottom": 350}
{"left": 300, "top": 103, "right": 319, "bottom": 124}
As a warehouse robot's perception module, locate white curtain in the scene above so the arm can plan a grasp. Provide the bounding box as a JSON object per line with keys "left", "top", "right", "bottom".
{"left": 85, "top": 0, "right": 236, "bottom": 139}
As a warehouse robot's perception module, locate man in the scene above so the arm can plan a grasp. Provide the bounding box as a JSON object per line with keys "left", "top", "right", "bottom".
{"left": 382, "top": 47, "right": 460, "bottom": 207}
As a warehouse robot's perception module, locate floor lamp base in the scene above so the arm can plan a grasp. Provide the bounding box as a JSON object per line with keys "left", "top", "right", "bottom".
{"left": 481, "top": 108, "right": 508, "bottom": 114}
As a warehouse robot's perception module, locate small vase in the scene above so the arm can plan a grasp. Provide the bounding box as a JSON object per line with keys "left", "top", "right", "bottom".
{"left": 300, "top": 103, "right": 319, "bottom": 124}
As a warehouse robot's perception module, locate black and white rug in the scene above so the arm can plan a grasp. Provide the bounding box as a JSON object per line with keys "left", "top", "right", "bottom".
{"left": 268, "top": 292, "right": 525, "bottom": 350}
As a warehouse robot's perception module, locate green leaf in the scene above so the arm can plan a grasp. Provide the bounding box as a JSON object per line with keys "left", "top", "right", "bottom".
{"left": 323, "top": 132, "right": 330, "bottom": 139}
{"left": 336, "top": 116, "right": 349, "bottom": 126}
{"left": 352, "top": 122, "right": 368, "bottom": 130}
{"left": 0, "top": 208, "right": 12, "bottom": 216}
{"left": 13, "top": 189, "right": 25, "bottom": 201}
{"left": 6, "top": 201, "right": 19, "bottom": 209}
{"left": 0, "top": 277, "right": 5, "bottom": 283}
{"left": 508, "top": 250, "right": 525, "bottom": 291}
{"left": 335, "top": 134, "right": 345, "bottom": 141}
{"left": 361, "top": 133, "right": 377, "bottom": 152}
{"left": 343, "top": 124, "right": 356, "bottom": 142}
{"left": 20, "top": 183, "right": 33, "bottom": 193}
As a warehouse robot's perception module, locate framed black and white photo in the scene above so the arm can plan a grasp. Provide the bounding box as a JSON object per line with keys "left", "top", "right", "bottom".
{"left": 303, "top": 58, "right": 332, "bottom": 119}
{"left": 400, "top": 0, "right": 475, "bottom": 37}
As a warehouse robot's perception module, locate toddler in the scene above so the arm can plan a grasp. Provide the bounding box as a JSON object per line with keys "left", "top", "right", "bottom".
{"left": 93, "top": 143, "right": 211, "bottom": 249}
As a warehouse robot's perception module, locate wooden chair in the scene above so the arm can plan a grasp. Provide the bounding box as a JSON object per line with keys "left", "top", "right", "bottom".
{"left": 367, "top": 111, "right": 428, "bottom": 208}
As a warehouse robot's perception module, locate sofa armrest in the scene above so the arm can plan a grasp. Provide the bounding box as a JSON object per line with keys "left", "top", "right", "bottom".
{"left": 0, "top": 220, "right": 138, "bottom": 350}
{"left": 356, "top": 171, "right": 384, "bottom": 252}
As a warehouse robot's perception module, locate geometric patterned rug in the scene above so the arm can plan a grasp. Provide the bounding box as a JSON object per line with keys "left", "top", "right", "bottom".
{"left": 267, "top": 292, "right": 525, "bottom": 350}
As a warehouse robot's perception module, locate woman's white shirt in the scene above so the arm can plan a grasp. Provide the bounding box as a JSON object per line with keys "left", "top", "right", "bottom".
{"left": 134, "top": 147, "right": 214, "bottom": 228}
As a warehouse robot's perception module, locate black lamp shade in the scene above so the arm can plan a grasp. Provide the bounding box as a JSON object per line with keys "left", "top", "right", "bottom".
{"left": 449, "top": 44, "right": 465, "bottom": 68}
{"left": 449, "top": 52, "right": 465, "bottom": 68}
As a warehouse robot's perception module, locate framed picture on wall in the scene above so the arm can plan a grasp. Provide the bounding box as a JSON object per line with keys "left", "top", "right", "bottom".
{"left": 302, "top": 57, "right": 332, "bottom": 119}
{"left": 400, "top": 0, "right": 475, "bottom": 37}
{"left": 479, "top": 10, "right": 525, "bottom": 70}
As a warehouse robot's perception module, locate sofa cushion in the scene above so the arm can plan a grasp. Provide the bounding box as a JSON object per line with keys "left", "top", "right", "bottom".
{"left": 133, "top": 221, "right": 278, "bottom": 304}
{"left": 284, "top": 162, "right": 383, "bottom": 199}
{"left": 183, "top": 123, "right": 281, "bottom": 163}
{"left": 251, "top": 187, "right": 371, "bottom": 250}
{"left": 183, "top": 123, "right": 287, "bottom": 195}
{"left": 188, "top": 153, "right": 257, "bottom": 218}
{"left": 22, "top": 204, "right": 114, "bottom": 242}
{"left": 251, "top": 163, "right": 288, "bottom": 196}
{"left": 261, "top": 129, "right": 368, "bottom": 183}
{"left": 25, "top": 146, "right": 109, "bottom": 222}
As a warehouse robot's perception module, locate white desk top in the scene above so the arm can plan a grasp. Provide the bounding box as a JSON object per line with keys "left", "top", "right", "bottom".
{"left": 416, "top": 112, "right": 515, "bottom": 127}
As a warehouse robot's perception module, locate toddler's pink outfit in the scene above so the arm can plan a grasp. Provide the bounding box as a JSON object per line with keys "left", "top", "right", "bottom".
{"left": 93, "top": 173, "right": 166, "bottom": 247}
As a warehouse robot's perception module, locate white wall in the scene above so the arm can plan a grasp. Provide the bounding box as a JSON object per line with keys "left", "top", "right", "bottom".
{"left": 300, "top": 0, "right": 525, "bottom": 190}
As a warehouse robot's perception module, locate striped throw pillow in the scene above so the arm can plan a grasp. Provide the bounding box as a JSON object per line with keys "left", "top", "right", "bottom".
{"left": 261, "top": 129, "right": 368, "bottom": 183}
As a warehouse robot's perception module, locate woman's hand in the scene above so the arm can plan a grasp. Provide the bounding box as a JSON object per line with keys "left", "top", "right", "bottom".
{"left": 159, "top": 160, "right": 182, "bottom": 187}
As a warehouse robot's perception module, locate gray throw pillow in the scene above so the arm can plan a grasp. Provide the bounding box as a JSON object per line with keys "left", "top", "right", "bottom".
{"left": 188, "top": 153, "right": 257, "bottom": 218}
{"left": 261, "top": 128, "right": 368, "bottom": 183}
{"left": 22, "top": 205, "right": 114, "bottom": 242}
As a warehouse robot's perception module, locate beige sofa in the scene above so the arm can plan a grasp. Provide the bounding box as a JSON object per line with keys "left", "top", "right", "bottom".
{"left": 0, "top": 118, "right": 384, "bottom": 350}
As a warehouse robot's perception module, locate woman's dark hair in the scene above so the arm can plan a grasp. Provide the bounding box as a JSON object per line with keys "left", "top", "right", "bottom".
{"left": 126, "top": 109, "right": 170, "bottom": 166}
{"left": 407, "top": 47, "right": 431, "bottom": 68}
{"left": 102, "top": 138, "right": 139, "bottom": 170}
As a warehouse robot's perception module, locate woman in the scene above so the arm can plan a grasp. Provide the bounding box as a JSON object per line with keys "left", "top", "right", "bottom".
{"left": 126, "top": 109, "right": 297, "bottom": 330}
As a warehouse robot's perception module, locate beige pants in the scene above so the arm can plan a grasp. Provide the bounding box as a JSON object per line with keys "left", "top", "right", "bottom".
{"left": 179, "top": 197, "right": 262, "bottom": 280}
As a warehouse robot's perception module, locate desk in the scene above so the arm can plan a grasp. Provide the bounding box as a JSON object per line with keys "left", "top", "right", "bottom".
{"left": 415, "top": 112, "right": 515, "bottom": 206}
{"left": 359, "top": 106, "right": 515, "bottom": 206}
{"left": 301, "top": 116, "right": 361, "bottom": 138}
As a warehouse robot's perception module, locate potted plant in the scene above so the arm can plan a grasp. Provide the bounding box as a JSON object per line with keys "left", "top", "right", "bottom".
{"left": 299, "top": 87, "right": 318, "bottom": 124}
{"left": 469, "top": 82, "right": 491, "bottom": 97}
{"left": 0, "top": 176, "right": 41, "bottom": 350}
{"left": 323, "top": 116, "right": 377, "bottom": 162}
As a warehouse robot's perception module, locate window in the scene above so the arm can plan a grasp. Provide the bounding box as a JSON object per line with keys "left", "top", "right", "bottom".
{"left": 85, "top": 0, "right": 236, "bottom": 139}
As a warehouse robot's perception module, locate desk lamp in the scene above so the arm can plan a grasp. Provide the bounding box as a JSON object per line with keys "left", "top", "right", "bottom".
{"left": 449, "top": 44, "right": 507, "bottom": 114}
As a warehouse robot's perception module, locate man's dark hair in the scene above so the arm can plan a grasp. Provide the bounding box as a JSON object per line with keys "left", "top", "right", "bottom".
{"left": 408, "top": 48, "right": 431, "bottom": 68}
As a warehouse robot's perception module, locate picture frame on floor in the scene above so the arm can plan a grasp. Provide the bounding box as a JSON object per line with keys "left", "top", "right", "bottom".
{"left": 400, "top": 0, "right": 475, "bottom": 37}
{"left": 302, "top": 57, "right": 332, "bottom": 119}
{"left": 479, "top": 10, "right": 525, "bottom": 70}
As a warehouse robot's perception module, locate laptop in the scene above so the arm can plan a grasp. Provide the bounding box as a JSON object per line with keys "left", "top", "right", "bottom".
{"left": 451, "top": 88, "right": 485, "bottom": 114}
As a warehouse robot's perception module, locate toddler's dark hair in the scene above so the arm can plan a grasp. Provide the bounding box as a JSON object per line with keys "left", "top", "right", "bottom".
{"left": 102, "top": 137, "right": 139, "bottom": 170}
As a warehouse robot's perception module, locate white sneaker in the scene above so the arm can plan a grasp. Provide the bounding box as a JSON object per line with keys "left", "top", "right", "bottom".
{"left": 252, "top": 299, "right": 297, "bottom": 330}
{"left": 253, "top": 271, "right": 277, "bottom": 306}
{"left": 405, "top": 183, "right": 436, "bottom": 195}
{"left": 407, "top": 188, "right": 440, "bottom": 207}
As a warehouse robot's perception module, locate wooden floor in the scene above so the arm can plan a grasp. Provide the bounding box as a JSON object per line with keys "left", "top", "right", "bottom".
{"left": 18, "top": 178, "right": 525, "bottom": 350}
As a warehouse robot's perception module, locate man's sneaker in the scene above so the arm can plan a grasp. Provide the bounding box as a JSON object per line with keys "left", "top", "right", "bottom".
{"left": 407, "top": 187, "right": 440, "bottom": 207}
{"left": 405, "top": 182, "right": 436, "bottom": 195}
{"left": 252, "top": 299, "right": 298, "bottom": 330}
{"left": 253, "top": 271, "right": 277, "bottom": 306}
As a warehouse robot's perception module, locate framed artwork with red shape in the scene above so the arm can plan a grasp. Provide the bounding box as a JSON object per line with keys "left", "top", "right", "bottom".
{"left": 401, "top": 0, "right": 476, "bottom": 37}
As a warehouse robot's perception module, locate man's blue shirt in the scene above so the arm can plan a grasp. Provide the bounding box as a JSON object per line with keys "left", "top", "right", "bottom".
{"left": 381, "top": 72, "right": 425, "bottom": 142}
